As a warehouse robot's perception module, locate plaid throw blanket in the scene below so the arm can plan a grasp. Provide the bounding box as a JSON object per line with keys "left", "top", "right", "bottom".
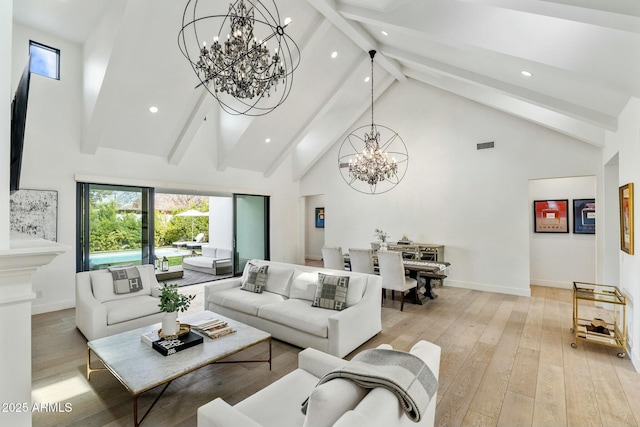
{"left": 302, "top": 348, "right": 438, "bottom": 422}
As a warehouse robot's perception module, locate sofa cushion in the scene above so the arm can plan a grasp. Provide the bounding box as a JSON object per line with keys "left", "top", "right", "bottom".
{"left": 258, "top": 299, "right": 332, "bottom": 338}
{"left": 90, "top": 266, "right": 151, "bottom": 303}
{"left": 290, "top": 270, "right": 318, "bottom": 301}
{"left": 211, "top": 288, "right": 286, "bottom": 316}
{"left": 264, "top": 265, "right": 294, "bottom": 297}
{"left": 242, "top": 264, "right": 269, "bottom": 293}
{"left": 109, "top": 266, "right": 144, "bottom": 294}
{"left": 217, "top": 248, "right": 232, "bottom": 259}
{"left": 235, "top": 368, "right": 319, "bottom": 427}
{"left": 302, "top": 379, "right": 369, "bottom": 427}
{"left": 312, "top": 273, "right": 349, "bottom": 311}
{"left": 103, "top": 295, "right": 161, "bottom": 325}
{"left": 202, "top": 245, "right": 216, "bottom": 258}
{"left": 183, "top": 256, "right": 214, "bottom": 269}
{"left": 345, "top": 275, "right": 365, "bottom": 307}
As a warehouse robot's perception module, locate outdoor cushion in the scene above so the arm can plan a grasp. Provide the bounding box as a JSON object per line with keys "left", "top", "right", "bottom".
{"left": 202, "top": 245, "right": 216, "bottom": 258}
{"left": 210, "top": 288, "right": 285, "bottom": 316}
{"left": 90, "top": 266, "right": 151, "bottom": 303}
{"left": 216, "top": 248, "right": 232, "bottom": 259}
{"left": 103, "top": 295, "right": 161, "bottom": 325}
{"left": 258, "top": 299, "right": 332, "bottom": 338}
{"left": 183, "top": 256, "right": 216, "bottom": 269}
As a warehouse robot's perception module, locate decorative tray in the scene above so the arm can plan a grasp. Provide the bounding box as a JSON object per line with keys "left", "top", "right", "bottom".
{"left": 158, "top": 323, "right": 191, "bottom": 339}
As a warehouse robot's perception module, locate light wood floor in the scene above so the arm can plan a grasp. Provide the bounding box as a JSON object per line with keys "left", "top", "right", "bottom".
{"left": 32, "top": 278, "right": 640, "bottom": 426}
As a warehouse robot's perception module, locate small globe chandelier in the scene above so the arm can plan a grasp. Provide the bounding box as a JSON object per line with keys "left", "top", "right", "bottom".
{"left": 338, "top": 50, "right": 408, "bottom": 194}
{"left": 178, "top": 0, "right": 300, "bottom": 116}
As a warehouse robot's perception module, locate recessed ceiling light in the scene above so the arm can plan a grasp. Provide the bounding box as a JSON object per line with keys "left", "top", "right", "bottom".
{"left": 364, "top": 76, "right": 370, "bottom": 83}
{"left": 265, "top": 138, "right": 271, "bottom": 143}
{"left": 381, "top": 30, "right": 389, "bottom": 36}
{"left": 521, "top": 70, "right": 533, "bottom": 77}
{"left": 331, "top": 51, "right": 338, "bottom": 59}
{"left": 149, "top": 106, "right": 158, "bottom": 113}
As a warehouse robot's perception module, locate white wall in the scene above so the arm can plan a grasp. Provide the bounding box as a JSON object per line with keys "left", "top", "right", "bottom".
{"left": 301, "top": 79, "right": 601, "bottom": 297}
{"left": 11, "top": 23, "right": 301, "bottom": 314}
{"left": 529, "top": 176, "right": 596, "bottom": 288}
{"left": 208, "top": 196, "right": 233, "bottom": 250}
{"left": 305, "top": 194, "right": 324, "bottom": 260}
{"left": 604, "top": 97, "right": 640, "bottom": 371}
{"left": 1, "top": 0, "right": 12, "bottom": 249}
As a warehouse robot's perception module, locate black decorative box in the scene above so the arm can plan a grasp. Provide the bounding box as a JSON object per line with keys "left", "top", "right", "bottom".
{"left": 152, "top": 331, "right": 203, "bottom": 356}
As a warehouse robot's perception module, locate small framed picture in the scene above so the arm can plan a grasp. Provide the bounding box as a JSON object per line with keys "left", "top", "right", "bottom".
{"left": 533, "top": 199, "right": 569, "bottom": 233}
{"left": 315, "top": 207, "right": 325, "bottom": 228}
{"left": 619, "top": 183, "right": 634, "bottom": 254}
{"left": 573, "top": 199, "right": 595, "bottom": 234}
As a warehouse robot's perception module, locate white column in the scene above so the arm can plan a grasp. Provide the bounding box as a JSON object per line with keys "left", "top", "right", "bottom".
{"left": 0, "top": 0, "right": 13, "bottom": 249}
{"left": 0, "top": 234, "right": 68, "bottom": 427}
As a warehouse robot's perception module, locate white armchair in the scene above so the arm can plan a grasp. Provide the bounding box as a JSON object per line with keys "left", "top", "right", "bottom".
{"left": 75, "top": 264, "right": 165, "bottom": 341}
{"left": 377, "top": 251, "right": 417, "bottom": 311}
{"left": 322, "top": 246, "right": 344, "bottom": 271}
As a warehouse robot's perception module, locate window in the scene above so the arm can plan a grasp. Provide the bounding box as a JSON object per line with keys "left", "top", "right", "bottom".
{"left": 29, "top": 41, "right": 60, "bottom": 80}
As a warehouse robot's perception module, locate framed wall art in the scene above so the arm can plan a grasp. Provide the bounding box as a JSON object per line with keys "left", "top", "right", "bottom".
{"left": 315, "top": 207, "right": 325, "bottom": 228}
{"left": 619, "top": 183, "right": 634, "bottom": 254}
{"left": 10, "top": 189, "right": 58, "bottom": 241}
{"left": 533, "top": 199, "right": 569, "bottom": 233}
{"left": 573, "top": 198, "right": 596, "bottom": 234}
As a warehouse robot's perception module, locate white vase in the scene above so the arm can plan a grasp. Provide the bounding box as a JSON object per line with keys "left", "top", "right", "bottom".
{"left": 162, "top": 311, "right": 179, "bottom": 336}
{"left": 379, "top": 242, "right": 388, "bottom": 251}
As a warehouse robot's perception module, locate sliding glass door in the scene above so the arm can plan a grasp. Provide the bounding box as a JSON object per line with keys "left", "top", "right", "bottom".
{"left": 233, "top": 194, "right": 270, "bottom": 274}
{"left": 77, "top": 183, "right": 154, "bottom": 271}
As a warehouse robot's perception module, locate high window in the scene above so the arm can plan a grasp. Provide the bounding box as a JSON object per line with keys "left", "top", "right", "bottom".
{"left": 29, "top": 40, "right": 60, "bottom": 80}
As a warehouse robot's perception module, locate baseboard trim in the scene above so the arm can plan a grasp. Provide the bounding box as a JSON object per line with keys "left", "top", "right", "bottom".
{"left": 32, "top": 299, "right": 74, "bottom": 315}
{"left": 445, "top": 280, "right": 531, "bottom": 297}
{"left": 530, "top": 279, "right": 573, "bottom": 289}
{"left": 305, "top": 255, "right": 322, "bottom": 261}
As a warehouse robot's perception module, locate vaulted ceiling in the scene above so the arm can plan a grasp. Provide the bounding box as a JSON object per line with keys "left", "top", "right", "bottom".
{"left": 12, "top": 0, "right": 640, "bottom": 180}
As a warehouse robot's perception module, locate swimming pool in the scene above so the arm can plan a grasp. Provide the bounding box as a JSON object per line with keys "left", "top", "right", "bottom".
{"left": 89, "top": 248, "right": 192, "bottom": 265}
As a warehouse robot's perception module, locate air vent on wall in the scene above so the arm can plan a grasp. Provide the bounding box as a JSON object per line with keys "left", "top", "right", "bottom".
{"left": 477, "top": 141, "right": 495, "bottom": 150}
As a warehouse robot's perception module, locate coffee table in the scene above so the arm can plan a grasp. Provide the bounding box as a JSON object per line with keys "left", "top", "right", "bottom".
{"left": 86, "top": 311, "right": 271, "bottom": 426}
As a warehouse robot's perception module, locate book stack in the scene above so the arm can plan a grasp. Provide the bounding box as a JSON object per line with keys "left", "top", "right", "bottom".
{"left": 191, "top": 318, "right": 236, "bottom": 339}
{"left": 151, "top": 331, "right": 203, "bottom": 356}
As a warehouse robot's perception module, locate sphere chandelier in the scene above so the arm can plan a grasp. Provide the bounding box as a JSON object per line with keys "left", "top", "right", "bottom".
{"left": 338, "top": 50, "right": 408, "bottom": 195}
{"left": 178, "top": 0, "right": 300, "bottom": 116}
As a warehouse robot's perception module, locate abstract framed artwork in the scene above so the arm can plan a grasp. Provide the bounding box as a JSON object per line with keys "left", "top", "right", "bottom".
{"left": 9, "top": 189, "right": 58, "bottom": 241}
{"left": 619, "top": 183, "right": 634, "bottom": 254}
{"left": 573, "top": 199, "right": 596, "bottom": 234}
{"left": 315, "top": 207, "right": 325, "bottom": 228}
{"left": 533, "top": 199, "right": 569, "bottom": 233}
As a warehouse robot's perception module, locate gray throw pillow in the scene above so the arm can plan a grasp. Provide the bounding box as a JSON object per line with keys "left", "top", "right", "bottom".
{"left": 241, "top": 263, "right": 269, "bottom": 293}
{"left": 109, "top": 266, "right": 143, "bottom": 294}
{"left": 312, "top": 273, "right": 349, "bottom": 311}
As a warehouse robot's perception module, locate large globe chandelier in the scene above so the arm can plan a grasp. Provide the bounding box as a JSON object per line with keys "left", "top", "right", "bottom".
{"left": 338, "top": 50, "right": 408, "bottom": 194}
{"left": 178, "top": 0, "right": 300, "bottom": 116}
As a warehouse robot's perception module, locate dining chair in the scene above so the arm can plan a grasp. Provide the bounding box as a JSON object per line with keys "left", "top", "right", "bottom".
{"left": 348, "top": 248, "right": 375, "bottom": 274}
{"left": 377, "top": 250, "right": 418, "bottom": 311}
{"left": 321, "top": 246, "right": 344, "bottom": 271}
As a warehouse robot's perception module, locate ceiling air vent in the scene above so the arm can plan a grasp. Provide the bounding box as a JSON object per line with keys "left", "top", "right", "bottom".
{"left": 477, "top": 141, "right": 495, "bottom": 150}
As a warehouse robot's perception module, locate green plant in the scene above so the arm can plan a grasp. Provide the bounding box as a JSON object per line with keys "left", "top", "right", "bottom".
{"left": 158, "top": 284, "right": 195, "bottom": 313}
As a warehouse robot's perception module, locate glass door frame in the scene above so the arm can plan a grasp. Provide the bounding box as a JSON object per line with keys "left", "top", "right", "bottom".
{"left": 232, "top": 193, "right": 270, "bottom": 276}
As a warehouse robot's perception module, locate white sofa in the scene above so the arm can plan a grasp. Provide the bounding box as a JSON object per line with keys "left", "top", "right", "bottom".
{"left": 198, "top": 341, "right": 441, "bottom": 427}
{"left": 203, "top": 259, "right": 382, "bottom": 358}
{"left": 75, "top": 264, "right": 165, "bottom": 341}
{"left": 183, "top": 245, "right": 232, "bottom": 275}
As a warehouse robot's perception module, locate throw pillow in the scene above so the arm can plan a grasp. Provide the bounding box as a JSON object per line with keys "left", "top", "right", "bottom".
{"left": 109, "top": 266, "right": 143, "bottom": 294}
{"left": 241, "top": 263, "right": 269, "bottom": 293}
{"left": 302, "top": 379, "right": 369, "bottom": 427}
{"left": 312, "top": 273, "right": 349, "bottom": 311}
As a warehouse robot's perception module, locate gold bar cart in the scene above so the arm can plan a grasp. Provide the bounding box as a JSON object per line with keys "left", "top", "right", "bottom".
{"left": 570, "top": 282, "right": 627, "bottom": 358}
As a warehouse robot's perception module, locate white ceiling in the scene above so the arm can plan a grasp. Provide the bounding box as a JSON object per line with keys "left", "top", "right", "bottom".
{"left": 12, "top": 0, "right": 640, "bottom": 178}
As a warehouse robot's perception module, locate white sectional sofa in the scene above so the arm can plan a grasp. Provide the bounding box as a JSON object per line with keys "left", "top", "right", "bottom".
{"left": 183, "top": 245, "right": 232, "bottom": 275}
{"left": 75, "top": 264, "right": 164, "bottom": 341}
{"left": 198, "top": 341, "right": 441, "bottom": 427}
{"left": 203, "top": 259, "right": 382, "bottom": 358}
